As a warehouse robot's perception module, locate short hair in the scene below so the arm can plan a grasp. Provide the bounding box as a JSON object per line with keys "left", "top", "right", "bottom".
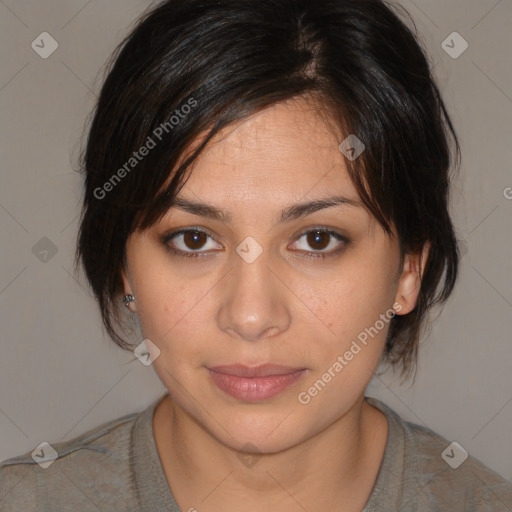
{"left": 76, "top": 0, "right": 461, "bottom": 380}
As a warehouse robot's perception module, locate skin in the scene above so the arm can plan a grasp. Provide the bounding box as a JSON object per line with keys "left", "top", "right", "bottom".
{"left": 121, "top": 97, "right": 429, "bottom": 512}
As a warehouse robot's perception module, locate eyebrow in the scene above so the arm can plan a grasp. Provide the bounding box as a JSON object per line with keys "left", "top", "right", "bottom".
{"left": 170, "top": 195, "right": 363, "bottom": 224}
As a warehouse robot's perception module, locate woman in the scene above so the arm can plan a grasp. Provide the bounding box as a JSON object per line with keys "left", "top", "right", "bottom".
{"left": 1, "top": 0, "right": 511, "bottom": 510}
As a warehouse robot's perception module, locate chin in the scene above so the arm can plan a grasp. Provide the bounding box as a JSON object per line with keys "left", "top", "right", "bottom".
{"left": 213, "top": 411, "right": 308, "bottom": 454}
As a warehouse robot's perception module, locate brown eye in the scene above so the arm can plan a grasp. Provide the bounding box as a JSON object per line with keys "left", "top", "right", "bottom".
{"left": 183, "top": 231, "right": 208, "bottom": 250}
{"left": 290, "top": 228, "right": 350, "bottom": 259}
{"left": 307, "top": 231, "right": 330, "bottom": 251}
{"left": 162, "top": 228, "right": 223, "bottom": 258}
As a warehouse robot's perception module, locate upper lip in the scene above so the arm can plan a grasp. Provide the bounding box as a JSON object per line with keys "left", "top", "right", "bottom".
{"left": 208, "top": 364, "right": 305, "bottom": 378}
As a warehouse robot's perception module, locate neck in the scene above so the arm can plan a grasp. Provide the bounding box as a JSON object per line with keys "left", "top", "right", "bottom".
{"left": 153, "top": 394, "right": 388, "bottom": 512}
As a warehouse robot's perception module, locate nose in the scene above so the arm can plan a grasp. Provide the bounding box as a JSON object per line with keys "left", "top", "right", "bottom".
{"left": 215, "top": 247, "right": 291, "bottom": 342}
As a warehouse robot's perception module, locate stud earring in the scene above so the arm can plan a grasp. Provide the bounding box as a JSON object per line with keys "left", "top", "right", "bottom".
{"left": 122, "top": 294, "right": 136, "bottom": 312}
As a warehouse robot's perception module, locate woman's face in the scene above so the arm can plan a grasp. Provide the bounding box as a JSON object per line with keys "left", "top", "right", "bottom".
{"left": 122, "top": 98, "right": 422, "bottom": 453}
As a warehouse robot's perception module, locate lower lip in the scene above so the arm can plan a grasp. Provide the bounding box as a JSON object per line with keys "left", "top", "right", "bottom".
{"left": 207, "top": 369, "right": 307, "bottom": 402}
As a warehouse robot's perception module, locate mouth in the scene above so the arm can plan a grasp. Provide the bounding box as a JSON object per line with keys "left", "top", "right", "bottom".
{"left": 208, "top": 364, "right": 305, "bottom": 377}
{"left": 207, "top": 364, "right": 307, "bottom": 402}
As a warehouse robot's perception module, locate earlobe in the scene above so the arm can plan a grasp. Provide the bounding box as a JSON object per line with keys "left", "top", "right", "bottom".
{"left": 122, "top": 294, "right": 137, "bottom": 313}
{"left": 394, "top": 242, "right": 430, "bottom": 315}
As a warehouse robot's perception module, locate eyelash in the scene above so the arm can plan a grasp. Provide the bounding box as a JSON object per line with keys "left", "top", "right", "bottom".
{"left": 161, "top": 226, "right": 350, "bottom": 261}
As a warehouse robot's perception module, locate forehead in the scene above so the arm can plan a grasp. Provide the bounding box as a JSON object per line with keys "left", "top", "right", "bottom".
{"left": 178, "top": 98, "right": 359, "bottom": 203}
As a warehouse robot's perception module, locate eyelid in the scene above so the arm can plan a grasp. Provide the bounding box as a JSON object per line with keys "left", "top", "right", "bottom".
{"left": 163, "top": 226, "right": 219, "bottom": 241}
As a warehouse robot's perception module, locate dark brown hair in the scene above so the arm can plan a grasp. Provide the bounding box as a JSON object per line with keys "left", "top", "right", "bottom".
{"left": 76, "top": 0, "right": 461, "bottom": 379}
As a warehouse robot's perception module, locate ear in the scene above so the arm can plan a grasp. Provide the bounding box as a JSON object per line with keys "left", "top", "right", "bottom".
{"left": 393, "top": 242, "right": 430, "bottom": 315}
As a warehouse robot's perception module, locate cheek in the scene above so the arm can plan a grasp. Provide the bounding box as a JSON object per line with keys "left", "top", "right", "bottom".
{"left": 137, "top": 284, "right": 197, "bottom": 340}
{"left": 304, "top": 263, "right": 394, "bottom": 338}
{"left": 297, "top": 275, "right": 392, "bottom": 408}
{"left": 296, "top": 262, "right": 395, "bottom": 386}
{"left": 128, "top": 252, "right": 180, "bottom": 330}
{"left": 134, "top": 267, "right": 217, "bottom": 364}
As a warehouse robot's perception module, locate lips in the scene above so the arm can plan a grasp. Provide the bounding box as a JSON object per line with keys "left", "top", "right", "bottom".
{"left": 207, "top": 364, "right": 307, "bottom": 402}
{"left": 208, "top": 364, "right": 304, "bottom": 378}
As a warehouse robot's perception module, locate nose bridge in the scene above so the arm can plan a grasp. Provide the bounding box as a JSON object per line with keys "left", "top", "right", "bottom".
{"left": 215, "top": 241, "right": 291, "bottom": 341}
{"left": 232, "top": 245, "right": 272, "bottom": 301}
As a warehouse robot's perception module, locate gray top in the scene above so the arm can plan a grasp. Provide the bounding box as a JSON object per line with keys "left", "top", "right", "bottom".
{"left": 1, "top": 394, "right": 511, "bottom": 511}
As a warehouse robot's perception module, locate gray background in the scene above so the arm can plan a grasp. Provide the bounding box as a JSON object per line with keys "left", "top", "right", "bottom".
{"left": 1, "top": 0, "right": 511, "bottom": 482}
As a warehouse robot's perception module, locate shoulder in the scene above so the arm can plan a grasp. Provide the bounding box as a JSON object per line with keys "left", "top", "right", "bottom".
{"left": 405, "top": 418, "right": 512, "bottom": 510}
{"left": 367, "top": 396, "right": 512, "bottom": 511}
{"left": 0, "top": 409, "right": 142, "bottom": 512}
